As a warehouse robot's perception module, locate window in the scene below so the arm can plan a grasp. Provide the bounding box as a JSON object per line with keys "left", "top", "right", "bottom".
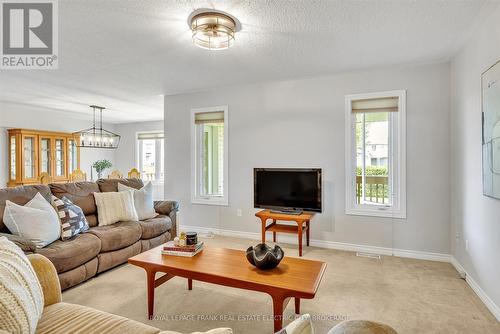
{"left": 345, "top": 90, "right": 406, "bottom": 218}
{"left": 191, "top": 106, "right": 228, "bottom": 205}
{"left": 137, "top": 132, "right": 164, "bottom": 183}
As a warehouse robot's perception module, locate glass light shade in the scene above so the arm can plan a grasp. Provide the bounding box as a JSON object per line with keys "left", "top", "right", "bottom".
{"left": 76, "top": 129, "right": 120, "bottom": 149}
{"left": 73, "top": 105, "right": 120, "bottom": 149}
{"left": 191, "top": 12, "right": 236, "bottom": 50}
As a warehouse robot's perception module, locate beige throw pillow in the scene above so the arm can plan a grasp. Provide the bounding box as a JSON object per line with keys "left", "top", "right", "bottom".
{"left": 94, "top": 190, "right": 138, "bottom": 226}
{"left": 118, "top": 181, "right": 157, "bottom": 220}
{"left": 0, "top": 237, "right": 44, "bottom": 334}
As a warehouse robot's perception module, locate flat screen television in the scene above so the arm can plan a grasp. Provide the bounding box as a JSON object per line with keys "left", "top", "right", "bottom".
{"left": 254, "top": 168, "right": 322, "bottom": 213}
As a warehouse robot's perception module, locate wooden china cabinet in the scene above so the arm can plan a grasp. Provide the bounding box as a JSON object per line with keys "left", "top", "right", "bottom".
{"left": 7, "top": 129, "right": 80, "bottom": 187}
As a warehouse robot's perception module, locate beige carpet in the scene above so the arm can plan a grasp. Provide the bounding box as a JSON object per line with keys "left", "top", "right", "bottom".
{"left": 62, "top": 236, "right": 500, "bottom": 334}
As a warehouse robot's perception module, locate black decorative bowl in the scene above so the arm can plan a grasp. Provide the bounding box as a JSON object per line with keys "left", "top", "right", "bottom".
{"left": 246, "top": 243, "right": 284, "bottom": 270}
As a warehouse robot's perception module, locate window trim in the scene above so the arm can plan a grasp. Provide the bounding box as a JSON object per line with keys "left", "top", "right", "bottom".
{"left": 191, "top": 105, "right": 229, "bottom": 206}
{"left": 345, "top": 90, "right": 407, "bottom": 219}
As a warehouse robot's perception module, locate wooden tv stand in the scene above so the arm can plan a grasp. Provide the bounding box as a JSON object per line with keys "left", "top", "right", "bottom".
{"left": 255, "top": 209, "right": 315, "bottom": 256}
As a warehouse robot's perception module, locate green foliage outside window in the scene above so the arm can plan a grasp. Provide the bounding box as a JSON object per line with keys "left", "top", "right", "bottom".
{"left": 356, "top": 166, "right": 387, "bottom": 176}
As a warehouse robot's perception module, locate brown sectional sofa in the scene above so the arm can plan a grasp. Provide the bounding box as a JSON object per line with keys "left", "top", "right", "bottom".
{"left": 0, "top": 178, "right": 178, "bottom": 290}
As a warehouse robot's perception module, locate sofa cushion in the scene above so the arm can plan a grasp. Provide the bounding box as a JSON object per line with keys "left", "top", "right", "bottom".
{"left": 86, "top": 214, "right": 98, "bottom": 228}
{"left": 97, "top": 178, "right": 144, "bottom": 193}
{"left": 141, "top": 232, "right": 170, "bottom": 252}
{"left": 49, "top": 182, "right": 100, "bottom": 217}
{"left": 97, "top": 241, "right": 141, "bottom": 273}
{"left": 88, "top": 221, "right": 142, "bottom": 252}
{"left": 35, "top": 233, "right": 101, "bottom": 273}
{"left": 58, "top": 257, "right": 98, "bottom": 291}
{"left": 36, "top": 302, "right": 161, "bottom": 334}
{"left": 139, "top": 215, "right": 172, "bottom": 239}
{"left": 0, "top": 184, "right": 51, "bottom": 232}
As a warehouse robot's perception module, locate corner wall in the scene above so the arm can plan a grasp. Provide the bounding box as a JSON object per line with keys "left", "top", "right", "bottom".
{"left": 164, "top": 62, "right": 451, "bottom": 255}
{"left": 450, "top": 5, "right": 500, "bottom": 320}
{"left": 0, "top": 102, "right": 116, "bottom": 187}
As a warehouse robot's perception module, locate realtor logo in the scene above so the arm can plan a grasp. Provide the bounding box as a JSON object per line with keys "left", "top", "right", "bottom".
{"left": 1, "top": 0, "right": 58, "bottom": 69}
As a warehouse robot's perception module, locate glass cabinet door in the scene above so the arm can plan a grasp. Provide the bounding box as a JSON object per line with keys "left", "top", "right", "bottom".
{"left": 10, "top": 135, "right": 17, "bottom": 181}
{"left": 39, "top": 137, "right": 52, "bottom": 175}
{"left": 22, "top": 135, "right": 37, "bottom": 180}
{"left": 68, "top": 139, "right": 78, "bottom": 173}
{"left": 54, "top": 138, "right": 66, "bottom": 178}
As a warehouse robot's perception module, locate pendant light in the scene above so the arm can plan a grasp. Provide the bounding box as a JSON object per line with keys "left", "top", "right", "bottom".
{"left": 73, "top": 105, "right": 120, "bottom": 149}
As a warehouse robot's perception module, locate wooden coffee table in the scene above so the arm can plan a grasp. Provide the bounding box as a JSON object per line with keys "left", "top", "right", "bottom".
{"left": 128, "top": 245, "right": 326, "bottom": 332}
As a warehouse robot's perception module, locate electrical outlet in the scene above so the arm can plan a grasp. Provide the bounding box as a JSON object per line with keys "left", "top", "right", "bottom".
{"left": 236, "top": 209, "right": 242, "bottom": 217}
{"left": 465, "top": 239, "right": 469, "bottom": 252}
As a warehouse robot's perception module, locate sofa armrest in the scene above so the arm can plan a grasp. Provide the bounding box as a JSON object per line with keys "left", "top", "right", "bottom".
{"left": 154, "top": 200, "right": 179, "bottom": 215}
{"left": 28, "top": 254, "right": 62, "bottom": 307}
{"left": 154, "top": 200, "right": 179, "bottom": 238}
{"left": 0, "top": 232, "right": 36, "bottom": 253}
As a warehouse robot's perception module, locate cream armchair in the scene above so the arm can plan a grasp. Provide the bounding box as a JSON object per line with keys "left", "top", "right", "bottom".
{"left": 28, "top": 254, "right": 232, "bottom": 334}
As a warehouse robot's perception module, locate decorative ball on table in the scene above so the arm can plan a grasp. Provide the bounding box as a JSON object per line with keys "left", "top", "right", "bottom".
{"left": 246, "top": 243, "right": 284, "bottom": 270}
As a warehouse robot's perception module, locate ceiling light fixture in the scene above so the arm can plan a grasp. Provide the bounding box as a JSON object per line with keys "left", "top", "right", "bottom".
{"left": 189, "top": 11, "right": 237, "bottom": 50}
{"left": 73, "top": 105, "right": 120, "bottom": 149}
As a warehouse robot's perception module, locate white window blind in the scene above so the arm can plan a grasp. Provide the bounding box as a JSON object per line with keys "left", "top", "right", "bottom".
{"left": 351, "top": 97, "right": 399, "bottom": 113}
{"left": 194, "top": 111, "right": 224, "bottom": 124}
{"left": 137, "top": 132, "right": 164, "bottom": 140}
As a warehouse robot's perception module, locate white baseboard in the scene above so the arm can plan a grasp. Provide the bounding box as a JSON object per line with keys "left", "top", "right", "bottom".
{"left": 450, "top": 257, "right": 500, "bottom": 322}
{"left": 450, "top": 256, "right": 466, "bottom": 278}
{"left": 179, "top": 224, "right": 450, "bottom": 262}
{"left": 182, "top": 225, "right": 499, "bottom": 322}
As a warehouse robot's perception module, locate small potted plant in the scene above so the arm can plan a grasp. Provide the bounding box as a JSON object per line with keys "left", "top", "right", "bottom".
{"left": 92, "top": 159, "right": 112, "bottom": 179}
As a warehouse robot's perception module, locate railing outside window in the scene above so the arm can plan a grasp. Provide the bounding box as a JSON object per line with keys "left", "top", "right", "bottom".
{"left": 356, "top": 175, "right": 389, "bottom": 204}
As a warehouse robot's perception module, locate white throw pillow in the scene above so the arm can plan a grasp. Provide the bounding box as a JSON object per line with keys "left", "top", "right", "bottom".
{"left": 191, "top": 329, "right": 233, "bottom": 334}
{"left": 277, "top": 314, "right": 314, "bottom": 334}
{"left": 94, "top": 190, "right": 139, "bottom": 226}
{"left": 0, "top": 236, "right": 44, "bottom": 334}
{"left": 118, "top": 182, "right": 158, "bottom": 220}
{"left": 3, "top": 193, "right": 61, "bottom": 248}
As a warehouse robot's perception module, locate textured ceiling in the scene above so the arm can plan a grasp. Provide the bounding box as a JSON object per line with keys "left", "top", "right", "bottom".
{"left": 0, "top": 0, "right": 497, "bottom": 123}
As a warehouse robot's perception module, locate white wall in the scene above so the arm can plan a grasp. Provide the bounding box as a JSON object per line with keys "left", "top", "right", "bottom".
{"left": 164, "top": 62, "right": 451, "bottom": 254}
{"left": 0, "top": 102, "right": 116, "bottom": 187}
{"left": 450, "top": 5, "right": 500, "bottom": 318}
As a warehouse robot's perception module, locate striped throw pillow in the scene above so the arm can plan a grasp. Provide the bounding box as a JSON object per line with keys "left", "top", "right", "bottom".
{"left": 51, "top": 196, "right": 89, "bottom": 241}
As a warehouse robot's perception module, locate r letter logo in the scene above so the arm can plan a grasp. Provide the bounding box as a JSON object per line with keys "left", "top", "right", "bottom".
{"left": 1, "top": 0, "right": 58, "bottom": 69}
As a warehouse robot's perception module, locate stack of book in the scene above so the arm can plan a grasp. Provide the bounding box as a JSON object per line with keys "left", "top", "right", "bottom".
{"left": 162, "top": 241, "right": 204, "bottom": 257}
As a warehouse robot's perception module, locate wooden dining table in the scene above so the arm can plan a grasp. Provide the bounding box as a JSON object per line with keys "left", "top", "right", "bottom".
{"left": 128, "top": 245, "right": 327, "bottom": 332}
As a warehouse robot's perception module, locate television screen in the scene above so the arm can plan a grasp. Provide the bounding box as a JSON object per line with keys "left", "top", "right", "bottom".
{"left": 254, "top": 168, "right": 322, "bottom": 213}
